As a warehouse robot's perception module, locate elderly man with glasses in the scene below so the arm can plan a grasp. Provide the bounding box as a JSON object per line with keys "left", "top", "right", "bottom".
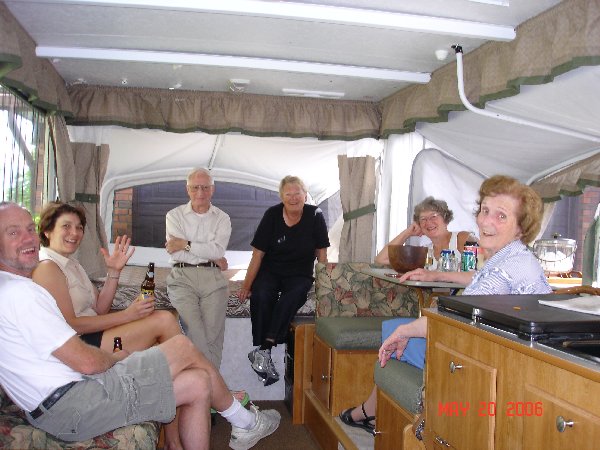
{"left": 165, "top": 168, "right": 231, "bottom": 369}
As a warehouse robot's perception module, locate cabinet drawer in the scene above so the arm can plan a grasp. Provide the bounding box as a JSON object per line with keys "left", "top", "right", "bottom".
{"left": 427, "top": 342, "right": 497, "bottom": 450}
{"left": 522, "top": 384, "right": 600, "bottom": 450}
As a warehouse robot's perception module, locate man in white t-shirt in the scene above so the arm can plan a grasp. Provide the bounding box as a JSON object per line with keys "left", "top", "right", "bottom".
{"left": 0, "top": 202, "right": 279, "bottom": 448}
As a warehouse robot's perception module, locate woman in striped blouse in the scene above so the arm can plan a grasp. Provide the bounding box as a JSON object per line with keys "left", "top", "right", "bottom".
{"left": 340, "top": 174, "right": 551, "bottom": 435}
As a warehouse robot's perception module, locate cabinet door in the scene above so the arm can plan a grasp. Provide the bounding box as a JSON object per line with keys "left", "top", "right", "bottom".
{"left": 426, "top": 342, "right": 497, "bottom": 450}
{"left": 311, "top": 335, "right": 332, "bottom": 409}
{"left": 521, "top": 384, "right": 600, "bottom": 450}
{"left": 375, "top": 388, "right": 414, "bottom": 450}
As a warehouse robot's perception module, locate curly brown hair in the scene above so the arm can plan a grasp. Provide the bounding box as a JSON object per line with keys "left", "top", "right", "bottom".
{"left": 476, "top": 175, "right": 543, "bottom": 244}
{"left": 38, "top": 202, "right": 87, "bottom": 247}
{"left": 413, "top": 196, "right": 454, "bottom": 224}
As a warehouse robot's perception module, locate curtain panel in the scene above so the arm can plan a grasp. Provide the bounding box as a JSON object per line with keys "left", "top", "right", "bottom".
{"left": 380, "top": 0, "right": 600, "bottom": 137}
{"left": 65, "top": 85, "right": 382, "bottom": 140}
{"left": 0, "top": 2, "right": 72, "bottom": 116}
{"left": 338, "top": 155, "right": 376, "bottom": 263}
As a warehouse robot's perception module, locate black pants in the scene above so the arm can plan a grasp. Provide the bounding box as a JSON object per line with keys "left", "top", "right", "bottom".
{"left": 249, "top": 270, "right": 313, "bottom": 346}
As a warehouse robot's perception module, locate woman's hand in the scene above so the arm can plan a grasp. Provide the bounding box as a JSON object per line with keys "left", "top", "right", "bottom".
{"left": 101, "top": 235, "right": 135, "bottom": 273}
{"left": 123, "top": 294, "right": 155, "bottom": 321}
{"left": 238, "top": 287, "right": 251, "bottom": 302}
{"left": 406, "top": 221, "right": 423, "bottom": 237}
{"left": 378, "top": 332, "right": 409, "bottom": 368}
{"left": 398, "top": 268, "right": 437, "bottom": 283}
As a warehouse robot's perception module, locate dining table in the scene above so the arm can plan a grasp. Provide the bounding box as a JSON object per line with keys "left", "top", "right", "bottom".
{"left": 361, "top": 267, "right": 467, "bottom": 314}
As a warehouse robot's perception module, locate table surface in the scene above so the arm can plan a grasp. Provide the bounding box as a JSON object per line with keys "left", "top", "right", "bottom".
{"left": 361, "top": 267, "right": 467, "bottom": 289}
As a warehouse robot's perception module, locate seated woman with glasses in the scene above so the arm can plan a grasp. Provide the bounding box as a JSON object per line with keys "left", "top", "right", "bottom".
{"left": 375, "top": 196, "right": 472, "bottom": 271}
{"left": 341, "top": 197, "right": 472, "bottom": 434}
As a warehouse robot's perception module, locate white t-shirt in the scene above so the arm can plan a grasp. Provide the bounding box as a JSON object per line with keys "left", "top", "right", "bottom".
{"left": 0, "top": 271, "right": 82, "bottom": 411}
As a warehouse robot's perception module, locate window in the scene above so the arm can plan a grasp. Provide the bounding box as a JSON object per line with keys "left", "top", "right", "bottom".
{"left": 118, "top": 181, "right": 342, "bottom": 249}
{"left": 0, "top": 85, "right": 55, "bottom": 215}
{"left": 541, "top": 186, "right": 600, "bottom": 273}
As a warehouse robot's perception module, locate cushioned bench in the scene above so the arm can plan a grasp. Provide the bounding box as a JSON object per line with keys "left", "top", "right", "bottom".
{"left": 0, "top": 385, "right": 159, "bottom": 449}
{"left": 374, "top": 359, "right": 423, "bottom": 415}
{"left": 315, "top": 316, "right": 390, "bottom": 350}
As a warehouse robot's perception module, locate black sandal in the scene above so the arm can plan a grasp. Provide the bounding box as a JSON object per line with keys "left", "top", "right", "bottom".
{"left": 339, "top": 403, "right": 376, "bottom": 436}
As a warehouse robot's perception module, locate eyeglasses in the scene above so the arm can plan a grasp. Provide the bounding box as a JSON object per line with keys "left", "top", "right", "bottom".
{"left": 418, "top": 213, "right": 441, "bottom": 224}
{"left": 187, "top": 184, "right": 213, "bottom": 192}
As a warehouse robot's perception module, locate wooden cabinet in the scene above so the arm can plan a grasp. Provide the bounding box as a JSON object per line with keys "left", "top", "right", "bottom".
{"left": 310, "top": 334, "right": 379, "bottom": 416}
{"left": 375, "top": 388, "right": 417, "bottom": 450}
{"left": 423, "top": 309, "right": 600, "bottom": 450}
{"left": 312, "top": 334, "right": 333, "bottom": 409}
{"left": 521, "top": 384, "right": 600, "bottom": 449}
{"left": 426, "top": 341, "right": 497, "bottom": 450}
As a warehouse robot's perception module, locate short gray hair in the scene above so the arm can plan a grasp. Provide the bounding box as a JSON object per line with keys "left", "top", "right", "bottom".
{"left": 187, "top": 168, "right": 213, "bottom": 185}
{"left": 279, "top": 175, "right": 307, "bottom": 197}
{"left": 413, "top": 196, "right": 454, "bottom": 224}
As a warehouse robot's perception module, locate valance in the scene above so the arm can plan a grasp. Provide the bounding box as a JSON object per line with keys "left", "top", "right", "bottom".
{"left": 380, "top": 0, "right": 600, "bottom": 137}
{"left": 1, "top": 0, "right": 599, "bottom": 140}
{"left": 65, "top": 85, "right": 382, "bottom": 140}
{"left": 531, "top": 153, "right": 600, "bottom": 202}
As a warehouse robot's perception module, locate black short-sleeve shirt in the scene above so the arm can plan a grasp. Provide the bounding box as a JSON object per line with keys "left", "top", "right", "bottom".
{"left": 251, "top": 203, "right": 330, "bottom": 278}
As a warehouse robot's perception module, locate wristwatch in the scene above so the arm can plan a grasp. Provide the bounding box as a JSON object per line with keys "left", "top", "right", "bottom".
{"left": 184, "top": 241, "right": 191, "bottom": 252}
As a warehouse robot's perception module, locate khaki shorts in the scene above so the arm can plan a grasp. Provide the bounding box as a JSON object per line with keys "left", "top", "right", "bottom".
{"left": 26, "top": 346, "right": 176, "bottom": 442}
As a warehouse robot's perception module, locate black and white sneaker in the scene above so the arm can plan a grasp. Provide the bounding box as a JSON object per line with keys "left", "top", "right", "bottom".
{"left": 248, "top": 348, "right": 280, "bottom": 386}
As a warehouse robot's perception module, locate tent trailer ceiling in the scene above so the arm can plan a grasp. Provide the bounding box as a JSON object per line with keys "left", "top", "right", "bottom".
{"left": 5, "top": 0, "right": 561, "bottom": 101}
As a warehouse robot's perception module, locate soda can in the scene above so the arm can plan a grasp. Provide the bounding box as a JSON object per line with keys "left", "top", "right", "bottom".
{"left": 440, "top": 249, "right": 452, "bottom": 271}
{"left": 461, "top": 250, "right": 476, "bottom": 271}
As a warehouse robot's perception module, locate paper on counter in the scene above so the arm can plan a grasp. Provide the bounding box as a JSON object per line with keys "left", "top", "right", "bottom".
{"left": 538, "top": 296, "right": 600, "bottom": 316}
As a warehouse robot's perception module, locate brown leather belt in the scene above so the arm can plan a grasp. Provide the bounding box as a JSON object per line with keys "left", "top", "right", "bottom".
{"left": 29, "top": 381, "right": 78, "bottom": 419}
{"left": 173, "top": 262, "right": 218, "bottom": 268}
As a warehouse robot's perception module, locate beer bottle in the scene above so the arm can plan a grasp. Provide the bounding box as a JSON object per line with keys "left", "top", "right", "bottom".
{"left": 141, "top": 262, "right": 155, "bottom": 299}
{"left": 113, "top": 336, "right": 123, "bottom": 352}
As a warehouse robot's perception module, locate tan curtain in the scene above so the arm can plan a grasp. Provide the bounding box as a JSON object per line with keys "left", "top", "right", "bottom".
{"left": 338, "top": 155, "right": 376, "bottom": 262}
{"left": 531, "top": 153, "right": 600, "bottom": 202}
{"left": 66, "top": 85, "right": 381, "bottom": 140}
{"left": 380, "top": 0, "right": 600, "bottom": 137}
{"left": 50, "top": 116, "right": 77, "bottom": 201}
{"left": 70, "top": 143, "right": 110, "bottom": 278}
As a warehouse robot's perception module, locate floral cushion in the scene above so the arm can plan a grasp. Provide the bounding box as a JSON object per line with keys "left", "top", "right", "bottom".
{"left": 0, "top": 385, "right": 160, "bottom": 449}
{"left": 315, "top": 262, "right": 421, "bottom": 318}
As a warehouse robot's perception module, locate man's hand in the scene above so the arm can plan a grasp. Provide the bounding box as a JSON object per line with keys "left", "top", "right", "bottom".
{"left": 165, "top": 235, "right": 187, "bottom": 254}
{"left": 214, "top": 257, "right": 228, "bottom": 271}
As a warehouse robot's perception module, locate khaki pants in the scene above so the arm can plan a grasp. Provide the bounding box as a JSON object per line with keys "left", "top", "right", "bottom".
{"left": 167, "top": 267, "right": 228, "bottom": 368}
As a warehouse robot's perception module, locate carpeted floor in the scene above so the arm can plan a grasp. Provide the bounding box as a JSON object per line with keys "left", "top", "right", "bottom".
{"left": 210, "top": 401, "right": 319, "bottom": 449}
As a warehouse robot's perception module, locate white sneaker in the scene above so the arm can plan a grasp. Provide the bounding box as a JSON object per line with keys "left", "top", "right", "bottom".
{"left": 229, "top": 404, "right": 281, "bottom": 450}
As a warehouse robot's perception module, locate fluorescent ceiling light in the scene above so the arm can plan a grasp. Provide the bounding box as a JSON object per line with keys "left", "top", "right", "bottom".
{"left": 282, "top": 88, "right": 345, "bottom": 99}
{"left": 37, "top": 46, "right": 431, "bottom": 83}
{"left": 26, "top": 0, "right": 516, "bottom": 41}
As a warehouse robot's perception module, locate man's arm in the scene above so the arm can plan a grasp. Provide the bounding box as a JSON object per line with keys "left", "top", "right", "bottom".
{"left": 52, "top": 335, "right": 128, "bottom": 375}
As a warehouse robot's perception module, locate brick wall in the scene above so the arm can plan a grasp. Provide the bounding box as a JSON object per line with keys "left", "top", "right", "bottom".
{"left": 111, "top": 188, "right": 133, "bottom": 241}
